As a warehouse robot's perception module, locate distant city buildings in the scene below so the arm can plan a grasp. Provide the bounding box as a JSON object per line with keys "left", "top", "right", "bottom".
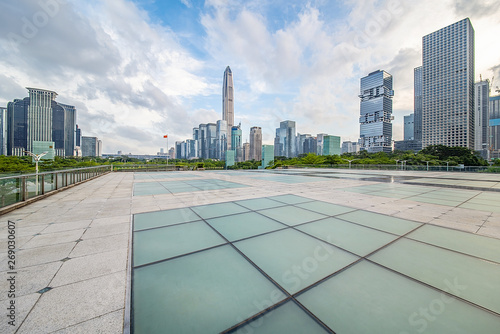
{"left": 358, "top": 70, "right": 394, "bottom": 153}
{"left": 81, "top": 136, "right": 102, "bottom": 157}
{"left": 274, "top": 120, "right": 296, "bottom": 157}
{"left": 249, "top": 126, "right": 262, "bottom": 161}
{"left": 489, "top": 95, "right": 500, "bottom": 159}
{"left": 223, "top": 66, "right": 234, "bottom": 149}
{"left": 475, "top": 79, "right": 490, "bottom": 157}
{"left": 261, "top": 145, "right": 274, "bottom": 169}
{"left": 421, "top": 18, "right": 475, "bottom": 149}
{"left": 4, "top": 87, "right": 90, "bottom": 158}
{"left": 0, "top": 107, "right": 7, "bottom": 155}
{"left": 341, "top": 141, "right": 359, "bottom": 154}
{"left": 323, "top": 135, "right": 341, "bottom": 155}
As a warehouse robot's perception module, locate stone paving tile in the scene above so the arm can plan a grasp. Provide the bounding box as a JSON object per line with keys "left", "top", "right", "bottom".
{"left": 52, "top": 309, "right": 124, "bottom": 334}
{"left": 0, "top": 242, "right": 75, "bottom": 269}
{"left": 83, "top": 223, "right": 129, "bottom": 239}
{"left": 70, "top": 233, "right": 129, "bottom": 258}
{"left": 42, "top": 220, "right": 93, "bottom": 234}
{"left": 17, "top": 271, "right": 126, "bottom": 334}
{"left": 0, "top": 293, "right": 40, "bottom": 334}
{"left": 51, "top": 249, "right": 127, "bottom": 287}
{"left": 0, "top": 261, "right": 61, "bottom": 300}
{"left": 22, "top": 229, "right": 86, "bottom": 249}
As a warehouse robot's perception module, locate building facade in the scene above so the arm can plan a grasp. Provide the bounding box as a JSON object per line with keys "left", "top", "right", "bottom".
{"left": 222, "top": 66, "right": 234, "bottom": 149}
{"left": 322, "top": 135, "right": 341, "bottom": 155}
{"left": 0, "top": 107, "right": 7, "bottom": 155}
{"left": 81, "top": 136, "right": 101, "bottom": 157}
{"left": 216, "top": 120, "right": 227, "bottom": 160}
{"left": 231, "top": 124, "right": 242, "bottom": 162}
{"left": 261, "top": 145, "right": 274, "bottom": 169}
{"left": 274, "top": 120, "right": 296, "bottom": 158}
{"left": 249, "top": 126, "right": 262, "bottom": 161}
{"left": 242, "top": 142, "right": 250, "bottom": 161}
{"left": 475, "top": 80, "right": 490, "bottom": 154}
{"left": 489, "top": 95, "right": 500, "bottom": 158}
{"left": 413, "top": 66, "right": 423, "bottom": 150}
{"left": 404, "top": 114, "right": 415, "bottom": 141}
{"left": 359, "top": 70, "right": 394, "bottom": 153}
{"left": 422, "top": 18, "right": 475, "bottom": 149}
{"left": 341, "top": 141, "right": 359, "bottom": 154}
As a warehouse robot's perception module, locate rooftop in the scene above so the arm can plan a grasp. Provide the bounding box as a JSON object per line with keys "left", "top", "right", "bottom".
{"left": 1, "top": 169, "right": 500, "bottom": 333}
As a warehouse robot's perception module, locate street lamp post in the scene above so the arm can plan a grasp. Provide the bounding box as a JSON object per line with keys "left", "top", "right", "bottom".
{"left": 25, "top": 151, "right": 48, "bottom": 195}
{"left": 395, "top": 160, "right": 400, "bottom": 170}
{"left": 402, "top": 160, "right": 407, "bottom": 171}
{"left": 446, "top": 161, "right": 449, "bottom": 171}
{"left": 424, "top": 161, "right": 430, "bottom": 171}
{"left": 345, "top": 159, "right": 357, "bottom": 169}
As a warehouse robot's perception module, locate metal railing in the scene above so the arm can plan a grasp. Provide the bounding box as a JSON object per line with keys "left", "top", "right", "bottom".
{"left": 0, "top": 165, "right": 111, "bottom": 209}
{"left": 278, "top": 164, "right": 500, "bottom": 173}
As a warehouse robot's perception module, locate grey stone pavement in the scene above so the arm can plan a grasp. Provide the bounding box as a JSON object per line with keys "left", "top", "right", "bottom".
{"left": 0, "top": 170, "right": 499, "bottom": 333}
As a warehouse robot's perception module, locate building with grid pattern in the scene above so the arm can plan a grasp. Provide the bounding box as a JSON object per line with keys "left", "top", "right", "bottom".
{"left": 489, "top": 95, "right": 500, "bottom": 159}
{"left": 249, "top": 126, "right": 262, "bottom": 161}
{"left": 359, "top": 70, "right": 394, "bottom": 153}
{"left": 475, "top": 80, "right": 490, "bottom": 156}
{"left": 422, "top": 18, "right": 475, "bottom": 149}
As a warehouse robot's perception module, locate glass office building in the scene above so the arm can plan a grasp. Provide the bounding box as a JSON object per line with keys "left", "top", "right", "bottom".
{"left": 274, "top": 120, "right": 296, "bottom": 158}
{"left": 359, "top": 70, "right": 394, "bottom": 153}
{"left": 422, "top": 18, "right": 475, "bottom": 149}
{"left": 249, "top": 126, "right": 262, "bottom": 161}
{"left": 475, "top": 80, "right": 490, "bottom": 154}
{"left": 489, "top": 95, "right": 500, "bottom": 158}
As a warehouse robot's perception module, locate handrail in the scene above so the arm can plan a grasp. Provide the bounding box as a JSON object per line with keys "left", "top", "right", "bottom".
{"left": 0, "top": 165, "right": 111, "bottom": 180}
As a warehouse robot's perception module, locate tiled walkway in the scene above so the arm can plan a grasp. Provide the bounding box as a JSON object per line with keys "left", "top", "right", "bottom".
{"left": 0, "top": 169, "right": 499, "bottom": 333}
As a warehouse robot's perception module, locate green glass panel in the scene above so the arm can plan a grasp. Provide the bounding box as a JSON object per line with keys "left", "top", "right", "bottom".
{"left": 134, "top": 208, "right": 200, "bottom": 231}
{"left": 234, "top": 301, "right": 328, "bottom": 334}
{"left": 337, "top": 210, "right": 421, "bottom": 235}
{"left": 191, "top": 202, "right": 249, "bottom": 219}
{"left": 407, "top": 224, "right": 500, "bottom": 263}
{"left": 296, "top": 217, "right": 398, "bottom": 256}
{"left": 258, "top": 206, "right": 326, "bottom": 226}
{"left": 207, "top": 212, "right": 286, "bottom": 241}
{"left": 268, "top": 194, "right": 313, "bottom": 204}
{"left": 297, "top": 260, "right": 500, "bottom": 334}
{"left": 234, "top": 229, "right": 359, "bottom": 294}
{"left": 235, "top": 198, "right": 285, "bottom": 210}
{"left": 295, "top": 201, "right": 355, "bottom": 216}
{"left": 369, "top": 238, "right": 500, "bottom": 313}
{"left": 133, "top": 245, "right": 285, "bottom": 333}
{"left": 133, "top": 221, "right": 226, "bottom": 266}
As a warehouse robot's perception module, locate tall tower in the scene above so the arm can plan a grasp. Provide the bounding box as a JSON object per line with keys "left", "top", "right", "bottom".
{"left": 422, "top": 18, "right": 475, "bottom": 149}
{"left": 26, "top": 87, "right": 57, "bottom": 152}
{"left": 359, "top": 70, "right": 394, "bottom": 153}
{"left": 414, "top": 66, "right": 423, "bottom": 150}
{"left": 249, "top": 126, "right": 262, "bottom": 161}
{"left": 222, "top": 66, "right": 234, "bottom": 148}
{"left": 474, "top": 80, "right": 489, "bottom": 154}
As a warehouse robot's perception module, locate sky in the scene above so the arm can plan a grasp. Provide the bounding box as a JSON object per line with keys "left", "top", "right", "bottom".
{"left": 1, "top": 0, "right": 499, "bottom": 155}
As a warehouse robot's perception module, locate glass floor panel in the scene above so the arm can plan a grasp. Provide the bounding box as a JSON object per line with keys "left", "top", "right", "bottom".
{"left": 133, "top": 207, "right": 201, "bottom": 231}
{"left": 336, "top": 210, "right": 421, "bottom": 235}
{"left": 296, "top": 217, "right": 399, "bottom": 256}
{"left": 235, "top": 301, "right": 329, "bottom": 333}
{"left": 191, "top": 202, "right": 250, "bottom": 219}
{"left": 234, "top": 197, "right": 286, "bottom": 210}
{"left": 234, "top": 228, "right": 359, "bottom": 294}
{"left": 206, "top": 212, "right": 286, "bottom": 241}
{"left": 258, "top": 206, "right": 327, "bottom": 226}
{"left": 133, "top": 245, "right": 285, "bottom": 333}
{"left": 407, "top": 224, "right": 500, "bottom": 263}
{"left": 297, "top": 260, "right": 500, "bottom": 334}
{"left": 133, "top": 221, "right": 226, "bottom": 266}
{"left": 369, "top": 238, "right": 500, "bottom": 314}
{"left": 268, "top": 194, "right": 314, "bottom": 204}
{"left": 295, "top": 201, "right": 355, "bottom": 216}
{"left": 133, "top": 178, "right": 247, "bottom": 196}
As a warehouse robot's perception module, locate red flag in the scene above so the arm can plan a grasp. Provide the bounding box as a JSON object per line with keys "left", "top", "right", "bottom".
{"left": 163, "top": 135, "right": 168, "bottom": 138}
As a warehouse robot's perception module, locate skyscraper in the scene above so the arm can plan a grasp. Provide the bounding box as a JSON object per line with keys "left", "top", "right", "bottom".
{"left": 222, "top": 66, "right": 234, "bottom": 148}
{"left": 26, "top": 88, "right": 57, "bottom": 153}
{"left": 231, "top": 124, "right": 242, "bottom": 162}
{"left": 475, "top": 80, "right": 490, "bottom": 154}
{"left": 322, "top": 135, "right": 341, "bottom": 155}
{"left": 0, "top": 107, "right": 7, "bottom": 155}
{"left": 404, "top": 114, "right": 415, "bottom": 141}
{"left": 422, "top": 18, "right": 475, "bottom": 149}
{"left": 242, "top": 142, "right": 250, "bottom": 161}
{"left": 414, "top": 66, "right": 423, "bottom": 149}
{"left": 359, "top": 70, "right": 394, "bottom": 153}
{"left": 249, "top": 126, "right": 262, "bottom": 161}
{"left": 489, "top": 95, "right": 500, "bottom": 159}
{"left": 274, "top": 121, "right": 296, "bottom": 158}
{"left": 216, "top": 120, "right": 227, "bottom": 160}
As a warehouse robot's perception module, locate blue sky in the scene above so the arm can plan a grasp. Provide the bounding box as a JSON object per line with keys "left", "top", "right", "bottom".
{"left": 1, "top": 0, "right": 500, "bottom": 154}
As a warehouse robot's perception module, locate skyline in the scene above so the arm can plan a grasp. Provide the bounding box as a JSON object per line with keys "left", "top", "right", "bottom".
{"left": 1, "top": 1, "right": 500, "bottom": 154}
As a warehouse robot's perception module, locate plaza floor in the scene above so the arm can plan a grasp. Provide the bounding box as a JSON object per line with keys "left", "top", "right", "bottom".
{"left": 1, "top": 169, "right": 500, "bottom": 333}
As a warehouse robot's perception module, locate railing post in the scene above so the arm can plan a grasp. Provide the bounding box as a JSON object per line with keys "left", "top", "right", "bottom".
{"left": 21, "top": 177, "right": 27, "bottom": 201}
{"left": 41, "top": 174, "right": 45, "bottom": 194}
{"left": 55, "top": 172, "right": 58, "bottom": 190}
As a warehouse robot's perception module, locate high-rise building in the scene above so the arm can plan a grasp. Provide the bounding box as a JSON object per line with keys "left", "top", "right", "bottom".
{"left": 359, "top": 70, "right": 394, "bottom": 153}
{"left": 261, "top": 145, "right": 274, "bottom": 169}
{"left": 26, "top": 88, "right": 57, "bottom": 153}
{"left": 242, "top": 142, "right": 250, "bottom": 161}
{"left": 60, "top": 103, "right": 76, "bottom": 157}
{"left": 404, "top": 114, "right": 415, "bottom": 141}
{"left": 489, "top": 95, "right": 500, "bottom": 159}
{"left": 207, "top": 123, "right": 217, "bottom": 159}
{"left": 323, "top": 135, "right": 341, "bottom": 155}
{"left": 222, "top": 66, "right": 234, "bottom": 148}
{"left": 475, "top": 80, "right": 490, "bottom": 154}
{"left": 304, "top": 136, "right": 317, "bottom": 154}
{"left": 316, "top": 133, "right": 327, "bottom": 156}
{"left": 186, "top": 139, "right": 198, "bottom": 159}
{"left": 81, "top": 136, "right": 100, "bottom": 157}
{"left": 296, "top": 133, "right": 311, "bottom": 156}
{"left": 75, "top": 124, "right": 82, "bottom": 147}
{"left": 274, "top": 120, "right": 296, "bottom": 158}
{"left": 7, "top": 97, "right": 29, "bottom": 156}
{"left": 216, "top": 120, "right": 227, "bottom": 160}
{"left": 414, "top": 66, "right": 423, "bottom": 149}
{"left": 231, "top": 124, "right": 242, "bottom": 162}
{"left": 198, "top": 124, "right": 207, "bottom": 159}
{"left": 0, "top": 107, "right": 7, "bottom": 155}
{"left": 422, "top": 18, "right": 475, "bottom": 149}
{"left": 341, "top": 141, "right": 359, "bottom": 154}
{"left": 249, "top": 126, "right": 262, "bottom": 161}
